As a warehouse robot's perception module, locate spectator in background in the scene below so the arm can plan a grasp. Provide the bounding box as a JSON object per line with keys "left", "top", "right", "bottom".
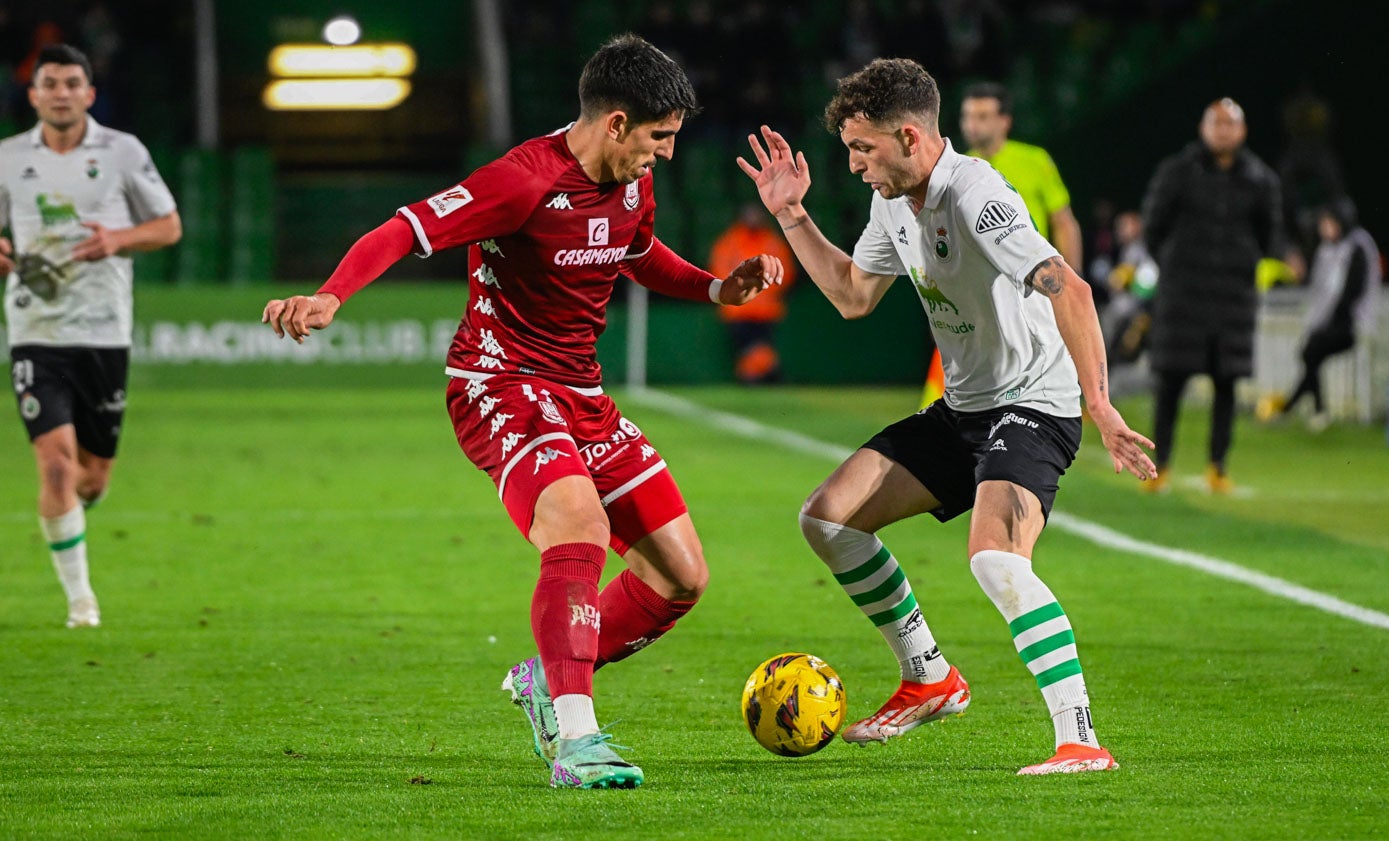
{"left": 1257, "top": 197, "right": 1380, "bottom": 431}
{"left": 1141, "top": 98, "right": 1282, "bottom": 494}
{"left": 1102, "top": 211, "right": 1159, "bottom": 367}
{"left": 709, "top": 202, "right": 797, "bottom": 384}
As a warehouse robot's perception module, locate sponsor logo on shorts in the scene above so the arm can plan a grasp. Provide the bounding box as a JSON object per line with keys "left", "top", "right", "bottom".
{"left": 989, "top": 438, "right": 1008, "bottom": 452}
{"left": 97, "top": 390, "right": 126, "bottom": 413}
{"left": 499, "top": 431, "right": 526, "bottom": 458}
{"left": 988, "top": 411, "right": 1039, "bottom": 439}
{"left": 20, "top": 392, "right": 41, "bottom": 420}
{"left": 489, "top": 412, "right": 514, "bottom": 438}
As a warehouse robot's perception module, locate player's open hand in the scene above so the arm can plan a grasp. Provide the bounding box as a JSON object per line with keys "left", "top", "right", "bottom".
{"left": 262, "top": 293, "right": 342, "bottom": 343}
{"left": 0, "top": 236, "right": 14, "bottom": 275}
{"left": 736, "top": 125, "right": 811, "bottom": 218}
{"left": 1088, "top": 403, "right": 1157, "bottom": 481}
{"left": 719, "top": 254, "right": 784, "bottom": 305}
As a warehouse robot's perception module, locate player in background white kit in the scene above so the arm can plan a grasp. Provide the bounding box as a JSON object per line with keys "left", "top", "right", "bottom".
{"left": 738, "top": 58, "right": 1156, "bottom": 774}
{"left": 1, "top": 44, "right": 182, "bottom": 628}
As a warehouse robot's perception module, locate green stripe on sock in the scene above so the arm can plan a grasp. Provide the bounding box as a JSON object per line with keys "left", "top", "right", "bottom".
{"left": 1017, "top": 629, "right": 1076, "bottom": 665}
{"left": 1033, "top": 658, "right": 1083, "bottom": 689}
{"left": 49, "top": 533, "right": 85, "bottom": 552}
{"left": 867, "top": 592, "right": 918, "bottom": 627}
{"left": 850, "top": 564, "right": 907, "bottom": 608}
{"left": 832, "top": 545, "right": 891, "bottom": 586}
{"left": 1008, "top": 601, "right": 1064, "bottom": 636}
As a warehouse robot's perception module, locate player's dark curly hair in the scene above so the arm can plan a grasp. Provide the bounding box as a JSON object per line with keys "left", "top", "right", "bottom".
{"left": 823, "top": 58, "right": 939, "bottom": 134}
{"left": 34, "top": 44, "right": 94, "bottom": 86}
{"left": 579, "top": 34, "right": 699, "bottom": 125}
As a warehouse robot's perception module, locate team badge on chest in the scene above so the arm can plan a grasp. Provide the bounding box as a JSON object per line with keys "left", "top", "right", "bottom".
{"left": 934, "top": 226, "right": 951, "bottom": 262}
{"left": 624, "top": 182, "right": 640, "bottom": 211}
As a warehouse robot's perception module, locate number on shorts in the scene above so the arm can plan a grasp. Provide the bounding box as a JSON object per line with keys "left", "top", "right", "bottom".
{"left": 11, "top": 359, "right": 34, "bottom": 392}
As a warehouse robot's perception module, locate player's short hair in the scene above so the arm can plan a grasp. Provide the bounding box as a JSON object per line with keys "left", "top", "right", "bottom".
{"left": 578, "top": 34, "right": 699, "bottom": 125}
{"left": 824, "top": 58, "right": 939, "bottom": 134}
{"left": 962, "top": 82, "right": 1012, "bottom": 115}
{"left": 33, "top": 44, "right": 94, "bottom": 86}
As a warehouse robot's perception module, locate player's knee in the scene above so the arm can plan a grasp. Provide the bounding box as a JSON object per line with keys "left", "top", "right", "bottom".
{"left": 77, "top": 476, "right": 110, "bottom": 507}
{"left": 799, "top": 510, "right": 874, "bottom": 566}
{"left": 667, "top": 561, "right": 708, "bottom": 602}
{"left": 38, "top": 455, "right": 79, "bottom": 495}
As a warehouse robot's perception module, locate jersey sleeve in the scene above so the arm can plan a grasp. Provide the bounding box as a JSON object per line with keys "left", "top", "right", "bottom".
{"left": 851, "top": 198, "right": 905, "bottom": 277}
{"left": 120, "top": 137, "right": 178, "bottom": 222}
{"left": 395, "top": 155, "right": 540, "bottom": 257}
{"left": 961, "top": 177, "right": 1058, "bottom": 287}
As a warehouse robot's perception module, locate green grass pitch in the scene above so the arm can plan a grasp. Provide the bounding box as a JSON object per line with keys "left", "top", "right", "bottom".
{"left": 2, "top": 383, "right": 1386, "bottom": 838}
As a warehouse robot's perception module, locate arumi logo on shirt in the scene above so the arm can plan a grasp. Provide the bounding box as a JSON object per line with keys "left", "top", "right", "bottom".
{"left": 974, "top": 200, "right": 1018, "bottom": 234}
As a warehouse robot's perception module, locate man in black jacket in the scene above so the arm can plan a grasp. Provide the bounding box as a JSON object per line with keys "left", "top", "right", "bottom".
{"left": 1141, "top": 98, "right": 1282, "bottom": 493}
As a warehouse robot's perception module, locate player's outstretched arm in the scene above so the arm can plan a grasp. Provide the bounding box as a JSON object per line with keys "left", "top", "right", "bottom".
{"left": 1027, "top": 256, "right": 1157, "bottom": 481}
{"left": 262, "top": 217, "right": 415, "bottom": 343}
{"left": 737, "top": 126, "right": 893, "bottom": 318}
{"left": 717, "top": 254, "right": 784, "bottom": 305}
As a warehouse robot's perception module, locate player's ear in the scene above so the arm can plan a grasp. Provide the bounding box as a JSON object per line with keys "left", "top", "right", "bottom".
{"left": 898, "top": 124, "right": 922, "bottom": 156}
{"left": 606, "top": 110, "right": 631, "bottom": 141}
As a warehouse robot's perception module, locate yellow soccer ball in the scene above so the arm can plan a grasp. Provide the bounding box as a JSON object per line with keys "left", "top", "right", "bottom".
{"left": 741, "top": 653, "right": 846, "bottom": 756}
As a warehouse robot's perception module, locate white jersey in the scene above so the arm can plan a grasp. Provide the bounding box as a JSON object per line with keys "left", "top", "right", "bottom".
{"left": 852, "top": 139, "right": 1081, "bottom": 416}
{"left": 1, "top": 118, "right": 177, "bottom": 348}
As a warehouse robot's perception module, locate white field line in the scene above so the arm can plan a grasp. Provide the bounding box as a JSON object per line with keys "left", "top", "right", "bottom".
{"left": 627, "top": 388, "right": 1389, "bottom": 632}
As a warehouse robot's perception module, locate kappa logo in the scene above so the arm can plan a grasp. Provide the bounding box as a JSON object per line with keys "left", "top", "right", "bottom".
{"left": 624, "top": 182, "right": 640, "bottom": 211}
{"left": 546, "top": 193, "right": 573, "bottom": 210}
{"left": 897, "top": 225, "right": 910, "bottom": 245}
{"left": 588, "top": 217, "right": 610, "bottom": 246}
{"left": 533, "top": 446, "right": 570, "bottom": 473}
{"left": 427, "top": 186, "right": 474, "bottom": 218}
{"left": 975, "top": 200, "right": 1019, "bottom": 233}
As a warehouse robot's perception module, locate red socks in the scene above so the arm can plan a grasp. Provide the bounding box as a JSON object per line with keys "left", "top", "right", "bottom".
{"left": 531, "top": 543, "right": 606, "bottom": 698}
{"left": 594, "top": 569, "right": 696, "bottom": 670}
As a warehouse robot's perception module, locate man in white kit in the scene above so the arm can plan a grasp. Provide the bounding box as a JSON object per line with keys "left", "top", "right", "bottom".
{"left": 2, "top": 44, "right": 182, "bottom": 628}
{"left": 738, "top": 58, "right": 1155, "bottom": 774}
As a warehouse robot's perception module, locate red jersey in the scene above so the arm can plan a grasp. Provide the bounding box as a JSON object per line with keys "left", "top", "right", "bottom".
{"left": 397, "top": 127, "right": 708, "bottom": 390}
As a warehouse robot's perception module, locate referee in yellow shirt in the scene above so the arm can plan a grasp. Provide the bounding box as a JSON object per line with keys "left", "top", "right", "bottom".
{"left": 920, "top": 82, "right": 1084, "bottom": 408}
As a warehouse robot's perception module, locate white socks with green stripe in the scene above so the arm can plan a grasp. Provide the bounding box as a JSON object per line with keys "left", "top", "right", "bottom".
{"left": 970, "top": 549, "right": 1097, "bottom": 749}
{"left": 800, "top": 514, "right": 950, "bottom": 684}
{"left": 41, "top": 505, "right": 94, "bottom": 604}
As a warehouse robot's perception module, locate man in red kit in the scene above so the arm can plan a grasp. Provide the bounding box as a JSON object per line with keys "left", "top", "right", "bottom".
{"left": 262, "top": 34, "right": 782, "bottom": 790}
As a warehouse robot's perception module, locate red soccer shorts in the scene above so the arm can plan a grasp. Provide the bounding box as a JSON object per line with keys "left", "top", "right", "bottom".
{"left": 445, "top": 373, "right": 687, "bottom": 555}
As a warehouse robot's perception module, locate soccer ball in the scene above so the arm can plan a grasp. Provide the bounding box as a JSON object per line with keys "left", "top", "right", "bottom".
{"left": 741, "top": 653, "right": 846, "bottom": 756}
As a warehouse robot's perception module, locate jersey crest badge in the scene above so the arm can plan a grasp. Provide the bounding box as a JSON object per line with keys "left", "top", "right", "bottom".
{"left": 624, "top": 182, "right": 640, "bottom": 211}
{"left": 86, "top": 159, "right": 101, "bottom": 179}
{"left": 428, "top": 186, "right": 474, "bottom": 218}
{"left": 934, "top": 227, "right": 951, "bottom": 262}
{"left": 975, "top": 200, "right": 1018, "bottom": 234}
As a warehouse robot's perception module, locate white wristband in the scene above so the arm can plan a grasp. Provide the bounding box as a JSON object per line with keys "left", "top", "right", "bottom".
{"left": 708, "top": 279, "right": 724, "bottom": 303}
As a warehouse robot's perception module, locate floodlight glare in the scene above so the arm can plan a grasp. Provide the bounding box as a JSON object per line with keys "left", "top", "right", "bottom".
{"left": 323, "top": 15, "right": 362, "bottom": 46}
{"left": 262, "top": 78, "right": 411, "bottom": 110}
{"left": 269, "top": 44, "right": 416, "bottom": 78}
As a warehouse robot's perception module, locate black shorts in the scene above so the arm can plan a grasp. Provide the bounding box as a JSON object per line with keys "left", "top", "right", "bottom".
{"left": 9, "top": 345, "right": 130, "bottom": 458}
{"left": 862, "top": 401, "right": 1082, "bottom": 522}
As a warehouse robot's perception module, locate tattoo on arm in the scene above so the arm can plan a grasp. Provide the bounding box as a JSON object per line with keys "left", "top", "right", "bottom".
{"left": 1024, "top": 256, "right": 1065, "bottom": 297}
{"left": 782, "top": 220, "right": 805, "bottom": 232}
{"left": 1098, "top": 361, "right": 1108, "bottom": 399}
